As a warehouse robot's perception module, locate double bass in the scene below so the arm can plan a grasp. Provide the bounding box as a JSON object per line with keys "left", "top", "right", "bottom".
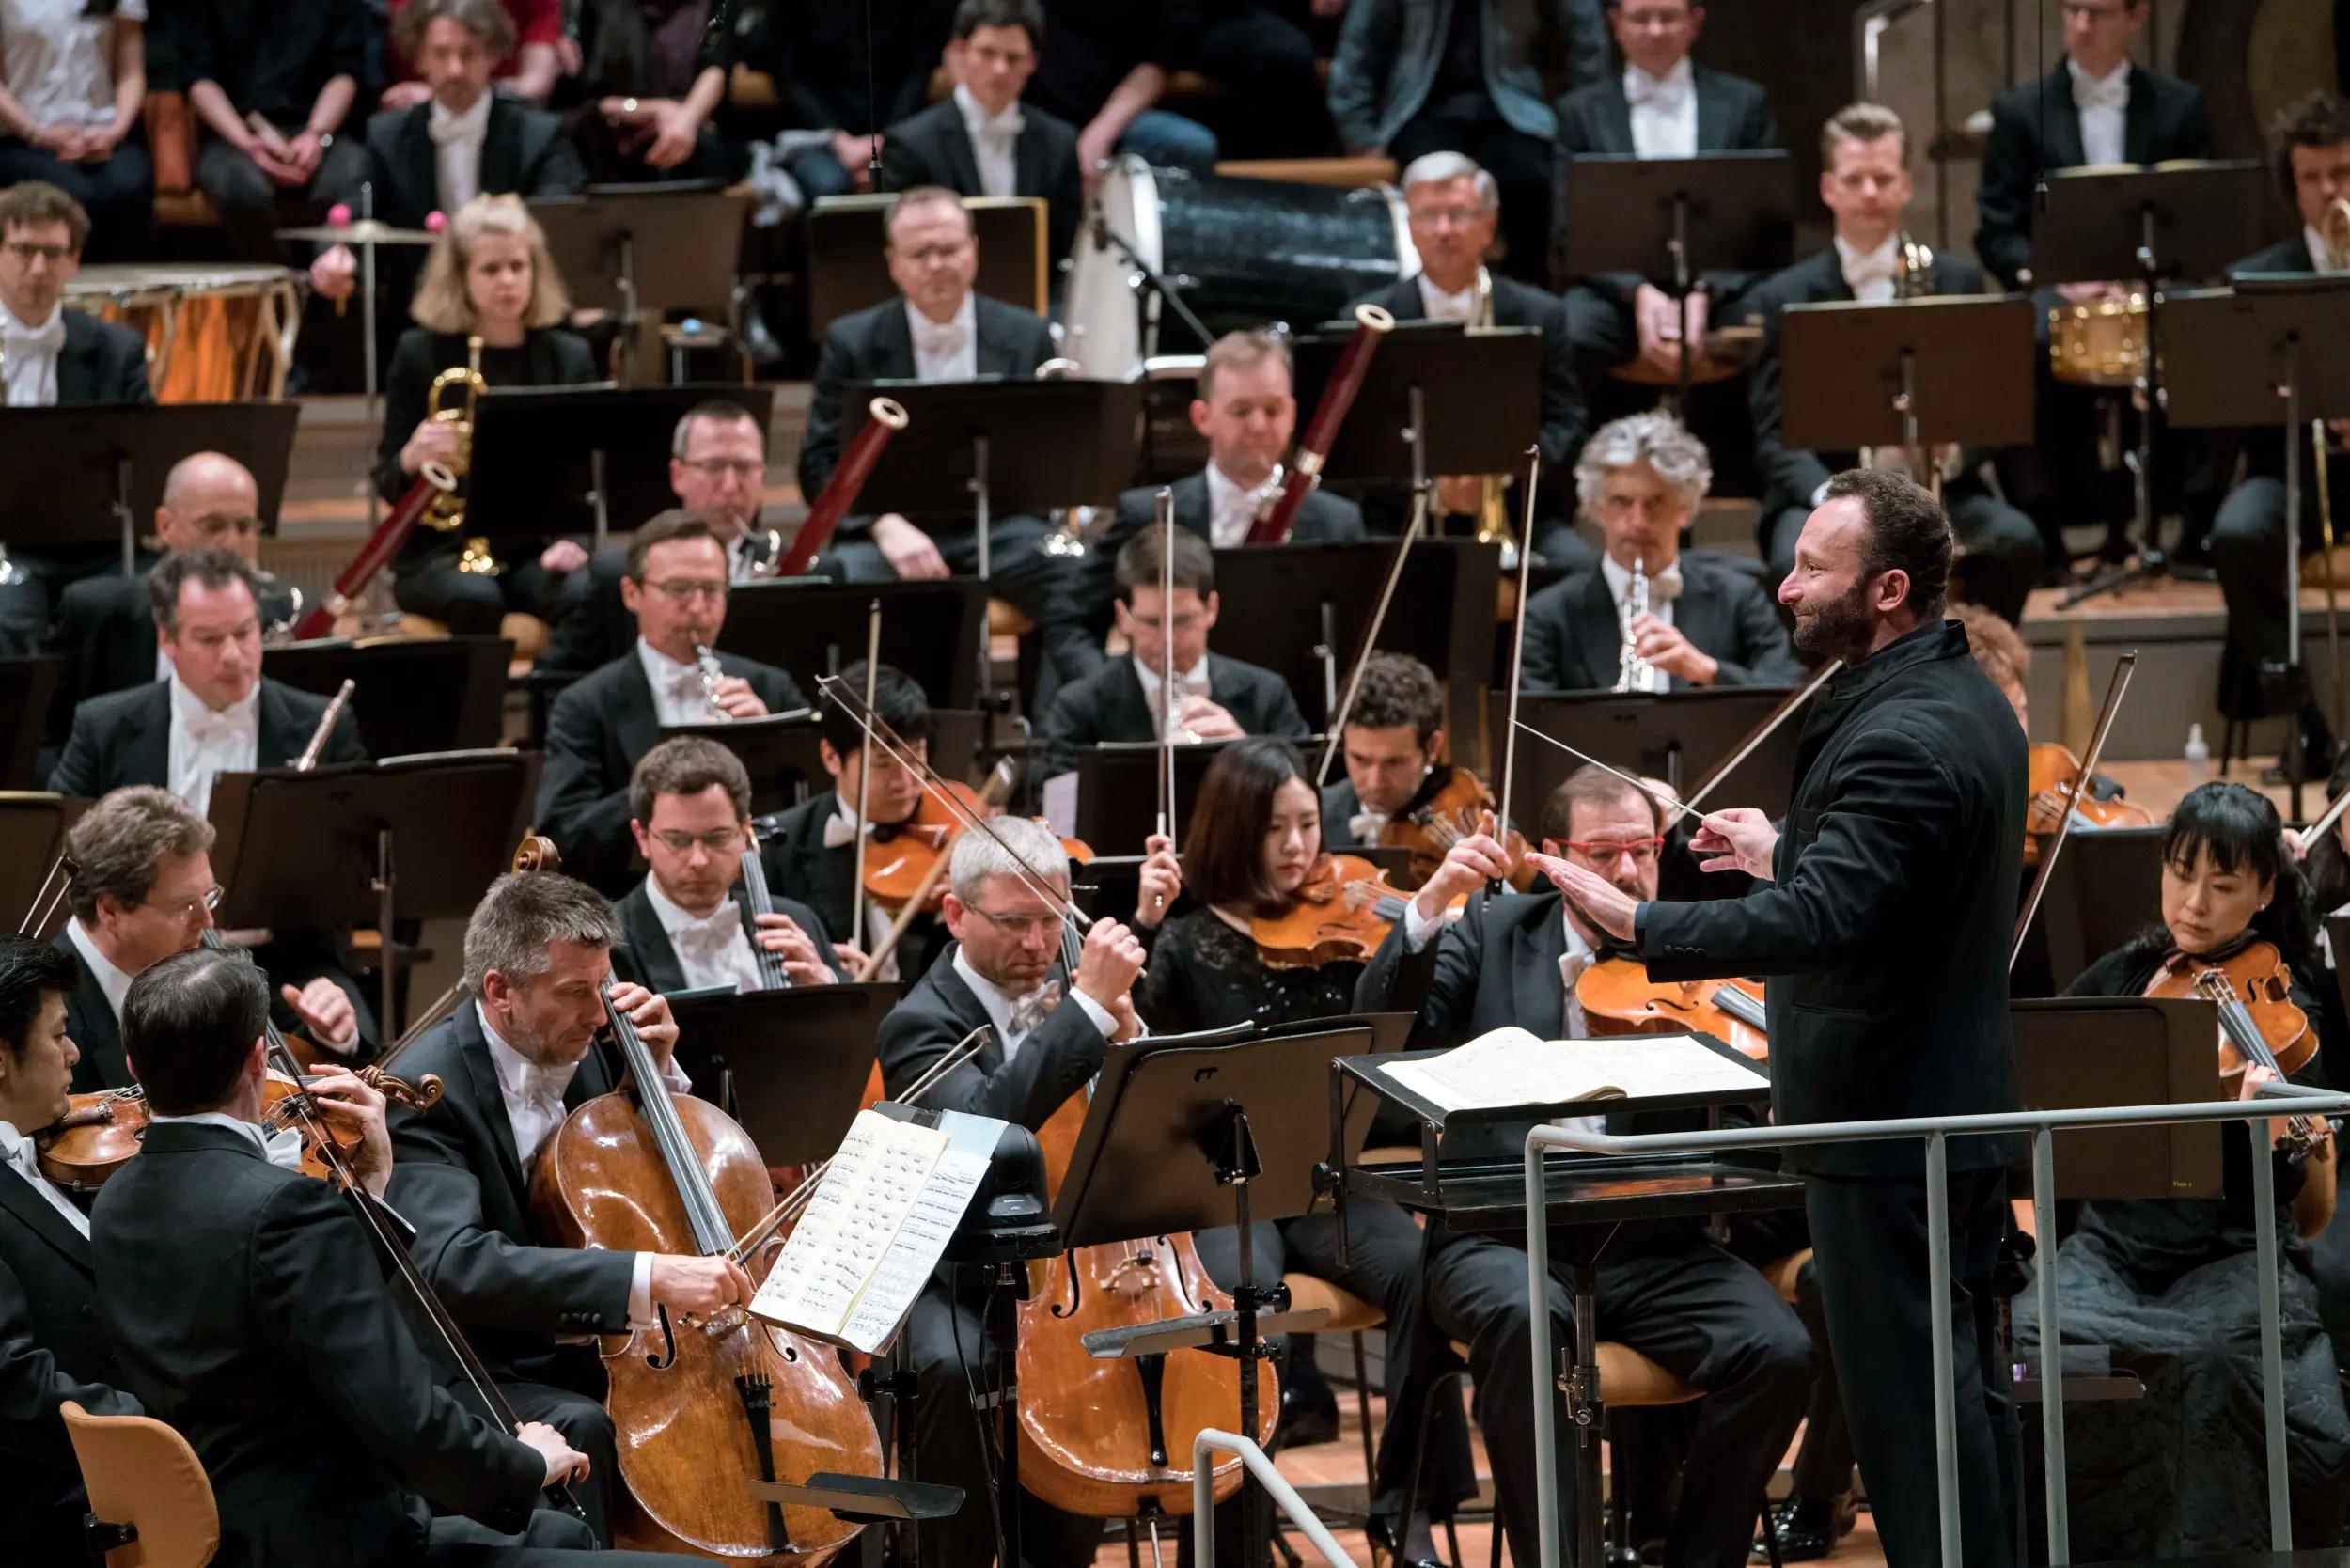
{"left": 516, "top": 838, "right": 885, "bottom": 1563}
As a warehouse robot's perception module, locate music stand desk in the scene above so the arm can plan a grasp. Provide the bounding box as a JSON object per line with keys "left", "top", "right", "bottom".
{"left": 1778, "top": 295, "right": 2038, "bottom": 453}
{"left": 846, "top": 378, "right": 1144, "bottom": 520}
{"left": 1292, "top": 324, "right": 1542, "bottom": 482}
{"left": 467, "top": 384, "right": 776, "bottom": 544}
{"left": 0, "top": 403, "right": 299, "bottom": 560}
{"left": 720, "top": 578, "right": 987, "bottom": 713}
{"left": 1559, "top": 149, "right": 1797, "bottom": 280}
{"left": 805, "top": 195, "right": 1047, "bottom": 328}
{"left": 266, "top": 635, "right": 511, "bottom": 760}
{"left": 1493, "top": 688, "right": 1802, "bottom": 831}
{"left": 666, "top": 982, "right": 906, "bottom": 1168}
{"left": 2028, "top": 161, "right": 2269, "bottom": 286}
{"left": 661, "top": 712, "right": 824, "bottom": 815}
{"left": 0, "top": 657, "right": 60, "bottom": 790}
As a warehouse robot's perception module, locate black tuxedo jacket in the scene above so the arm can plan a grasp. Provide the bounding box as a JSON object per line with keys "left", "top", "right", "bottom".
{"left": 1349, "top": 274, "right": 1588, "bottom": 525}
{"left": 876, "top": 940, "right": 1104, "bottom": 1132}
{"left": 797, "top": 294, "right": 1057, "bottom": 510}
{"left": 877, "top": 96, "right": 1085, "bottom": 264}
{"left": 1321, "top": 776, "right": 1369, "bottom": 851}
{"left": 1637, "top": 620, "right": 2025, "bottom": 1175}
{"left": 328, "top": 95, "right": 587, "bottom": 233}
{"left": 1742, "top": 245, "right": 1991, "bottom": 517}
{"left": 1036, "top": 652, "right": 1310, "bottom": 779}
{"left": 0, "top": 1162, "right": 137, "bottom": 1561}
{"left": 610, "top": 876, "right": 849, "bottom": 992}
{"left": 55, "top": 930, "right": 126, "bottom": 1094}
{"left": 1974, "top": 62, "right": 2211, "bottom": 289}
{"left": 93, "top": 1121, "right": 546, "bottom": 1566}
{"left": 384, "top": 1006, "right": 640, "bottom": 1383}
{"left": 43, "top": 570, "right": 298, "bottom": 741}
{"left": 760, "top": 789, "right": 944, "bottom": 980}
{"left": 535, "top": 649, "right": 807, "bottom": 896}
{"left": 56, "top": 309, "right": 152, "bottom": 404}
{"left": 1522, "top": 556, "right": 1804, "bottom": 691}
{"left": 2231, "top": 235, "right": 2327, "bottom": 483}
{"left": 48, "top": 674, "right": 368, "bottom": 798}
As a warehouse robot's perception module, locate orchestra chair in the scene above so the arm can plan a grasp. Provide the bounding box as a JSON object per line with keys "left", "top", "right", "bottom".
{"left": 1762, "top": 1248, "right": 1810, "bottom": 1305}
{"left": 61, "top": 1398, "right": 220, "bottom": 1567}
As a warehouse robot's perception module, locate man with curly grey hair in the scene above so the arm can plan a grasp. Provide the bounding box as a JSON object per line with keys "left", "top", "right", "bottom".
{"left": 1521, "top": 412, "right": 1804, "bottom": 690}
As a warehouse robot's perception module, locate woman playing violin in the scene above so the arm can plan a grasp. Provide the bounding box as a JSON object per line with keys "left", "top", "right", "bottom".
{"left": 2016, "top": 782, "right": 2350, "bottom": 1559}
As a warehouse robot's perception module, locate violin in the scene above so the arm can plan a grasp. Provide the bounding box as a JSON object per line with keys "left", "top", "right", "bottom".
{"left": 2025, "top": 741, "right": 2153, "bottom": 862}
{"left": 2146, "top": 938, "right": 2332, "bottom": 1161}
{"left": 1374, "top": 766, "right": 1535, "bottom": 892}
{"left": 860, "top": 769, "right": 1096, "bottom": 916}
{"left": 1247, "top": 853, "right": 1410, "bottom": 969}
{"left": 1574, "top": 956, "right": 1769, "bottom": 1060}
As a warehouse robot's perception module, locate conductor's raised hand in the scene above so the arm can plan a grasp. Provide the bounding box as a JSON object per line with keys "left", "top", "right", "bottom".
{"left": 1073, "top": 917, "right": 1147, "bottom": 1011}
{"left": 1689, "top": 808, "right": 1778, "bottom": 880}
{"left": 1528, "top": 853, "right": 1638, "bottom": 941}
{"left": 1411, "top": 810, "right": 1512, "bottom": 924}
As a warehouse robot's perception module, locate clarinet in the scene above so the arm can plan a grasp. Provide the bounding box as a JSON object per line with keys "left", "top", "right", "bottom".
{"left": 693, "top": 643, "right": 732, "bottom": 722}
{"left": 1613, "top": 557, "right": 1654, "bottom": 693}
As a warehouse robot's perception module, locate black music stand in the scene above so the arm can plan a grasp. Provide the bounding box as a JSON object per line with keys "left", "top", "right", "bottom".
{"left": 2010, "top": 996, "right": 2223, "bottom": 1200}
{"left": 1778, "top": 296, "right": 2038, "bottom": 460}
{"left": 466, "top": 384, "right": 775, "bottom": 547}
{"left": 529, "top": 189, "right": 750, "bottom": 384}
{"left": 2029, "top": 161, "right": 2269, "bottom": 605}
{"left": 0, "top": 403, "right": 299, "bottom": 566}
{"left": 206, "top": 750, "right": 539, "bottom": 1035}
{"left": 1211, "top": 539, "right": 1501, "bottom": 740}
{"left": 659, "top": 713, "right": 826, "bottom": 815}
{"left": 2024, "top": 823, "right": 2166, "bottom": 992}
{"left": 718, "top": 578, "right": 987, "bottom": 711}
{"left": 1492, "top": 688, "right": 1801, "bottom": 834}
{"left": 266, "top": 635, "right": 510, "bottom": 760}
{"left": 2161, "top": 280, "right": 2350, "bottom": 810}
{"left": 0, "top": 657, "right": 61, "bottom": 790}
{"left": 0, "top": 792, "right": 84, "bottom": 933}
{"left": 803, "top": 194, "right": 1049, "bottom": 328}
{"left": 1053, "top": 1019, "right": 1387, "bottom": 1568}
{"left": 1560, "top": 150, "right": 1797, "bottom": 408}
{"left": 666, "top": 982, "right": 905, "bottom": 1165}
{"left": 1063, "top": 739, "right": 1257, "bottom": 849}
{"left": 1292, "top": 323, "right": 1543, "bottom": 498}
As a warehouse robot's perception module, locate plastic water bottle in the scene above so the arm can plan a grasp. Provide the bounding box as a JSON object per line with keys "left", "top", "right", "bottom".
{"left": 2184, "top": 722, "right": 2212, "bottom": 780}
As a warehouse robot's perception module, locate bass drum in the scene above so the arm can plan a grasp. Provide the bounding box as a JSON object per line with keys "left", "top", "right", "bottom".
{"left": 1066, "top": 156, "right": 1418, "bottom": 379}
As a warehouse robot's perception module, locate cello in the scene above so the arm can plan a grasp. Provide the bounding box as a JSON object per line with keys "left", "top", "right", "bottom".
{"left": 516, "top": 838, "right": 886, "bottom": 1564}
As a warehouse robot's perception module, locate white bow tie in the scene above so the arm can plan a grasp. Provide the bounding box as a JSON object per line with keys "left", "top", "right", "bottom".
{"left": 1559, "top": 947, "right": 1595, "bottom": 994}
{"left": 1350, "top": 810, "right": 1388, "bottom": 843}
{"left": 430, "top": 104, "right": 489, "bottom": 145}
{"left": 3, "top": 310, "right": 65, "bottom": 357}
{"left": 261, "top": 1125, "right": 306, "bottom": 1172}
{"left": 822, "top": 813, "right": 873, "bottom": 850}
{"left": 1626, "top": 71, "right": 1688, "bottom": 111}
{"left": 1648, "top": 563, "right": 1684, "bottom": 602}
{"left": 3, "top": 1136, "right": 42, "bottom": 1185}
{"left": 673, "top": 907, "right": 744, "bottom": 954}
{"left": 183, "top": 705, "right": 248, "bottom": 744}
{"left": 915, "top": 320, "right": 968, "bottom": 359}
{"left": 972, "top": 109, "right": 1024, "bottom": 148}
{"left": 2073, "top": 71, "right": 2127, "bottom": 113}
{"left": 1844, "top": 252, "right": 1899, "bottom": 290}
{"left": 1007, "top": 979, "right": 1062, "bottom": 1038}
{"left": 520, "top": 1059, "right": 577, "bottom": 1104}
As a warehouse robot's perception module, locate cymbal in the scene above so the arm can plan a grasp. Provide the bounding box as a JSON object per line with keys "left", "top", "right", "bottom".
{"left": 277, "top": 221, "right": 438, "bottom": 246}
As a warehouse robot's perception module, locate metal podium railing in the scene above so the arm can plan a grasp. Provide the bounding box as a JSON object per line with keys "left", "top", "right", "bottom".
{"left": 1522, "top": 1080, "right": 2350, "bottom": 1568}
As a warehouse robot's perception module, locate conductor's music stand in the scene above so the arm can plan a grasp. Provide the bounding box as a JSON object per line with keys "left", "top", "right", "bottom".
{"left": 207, "top": 749, "right": 540, "bottom": 1035}
{"left": 2160, "top": 279, "right": 2350, "bottom": 811}
{"left": 2028, "top": 161, "right": 2268, "bottom": 605}
{"left": 265, "top": 635, "right": 511, "bottom": 759}
{"left": 467, "top": 384, "right": 775, "bottom": 547}
{"left": 1560, "top": 150, "right": 1797, "bottom": 409}
{"left": 666, "top": 982, "right": 906, "bottom": 1166}
{"left": 1778, "top": 295, "right": 2038, "bottom": 467}
{"left": 0, "top": 403, "right": 299, "bottom": 568}
{"left": 529, "top": 189, "right": 752, "bottom": 384}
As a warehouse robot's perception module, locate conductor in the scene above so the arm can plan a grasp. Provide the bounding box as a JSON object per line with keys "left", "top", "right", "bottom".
{"left": 1542, "top": 468, "right": 2026, "bottom": 1568}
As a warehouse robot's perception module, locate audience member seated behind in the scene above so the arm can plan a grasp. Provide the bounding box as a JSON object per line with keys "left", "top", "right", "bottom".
{"left": 1174, "top": 0, "right": 1335, "bottom": 160}
{"left": 1035, "top": 524, "right": 1309, "bottom": 785}
{"left": 0, "top": 181, "right": 150, "bottom": 656}
{"left": 383, "top": 0, "right": 568, "bottom": 108}
{"left": 536, "top": 511, "right": 806, "bottom": 897}
{"left": 1522, "top": 412, "right": 1803, "bottom": 692}
{"left": 562, "top": 0, "right": 733, "bottom": 184}
{"left": 1554, "top": 0, "right": 1779, "bottom": 382}
{"left": 0, "top": 0, "right": 152, "bottom": 262}
{"left": 878, "top": 0, "right": 1084, "bottom": 267}
{"left": 309, "top": 0, "right": 587, "bottom": 315}
{"left": 1743, "top": 102, "right": 2043, "bottom": 623}
{"left": 179, "top": 0, "right": 373, "bottom": 262}
{"left": 1329, "top": 0, "right": 1607, "bottom": 282}
{"left": 744, "top": 0, "right": 948, "bottom": 201}
{"left": 1023, "top": 1, "right": 1218, "bottom": 176}
{"left": 373, "top": 194, "right": 598, "bottom": 636}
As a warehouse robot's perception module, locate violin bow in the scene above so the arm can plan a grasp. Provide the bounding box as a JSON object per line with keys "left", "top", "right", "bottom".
{"left": 2296, "top": 784, "right": 2350, "bottom": 855}
{"left": 1311, "top": 470, "right": 1439, "bottom": 789}
{"left": 845, "top": 602, "right": 884, "bottom": 960}
{"left": 2010, "top": 650, "right": 2138, "bottom": 971}
{"left": 1156, "top": 487, "right": 1179, "bottom": 838}
{"left": 19, "top": 853, "right": 77, "bottom": 939}
{"left": 856, "top": 757, "right": 1017, "bottom": 981}
{"left": 1488, "top": 445, "right": 1543, "bottom": 855}
{"left": 1681, "top": 658, "right": 1845, "bottom": 816}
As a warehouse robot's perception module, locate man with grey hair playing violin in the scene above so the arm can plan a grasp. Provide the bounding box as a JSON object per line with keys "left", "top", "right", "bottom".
{"left": 876, "top": 818, "right": 1148, "bottom": 1568}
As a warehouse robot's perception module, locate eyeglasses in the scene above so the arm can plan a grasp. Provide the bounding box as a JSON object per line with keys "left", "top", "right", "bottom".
{"left": 143, "top": 885, "right": 224, "bottom": 924}
{"left": 677, "top": 458, "right": 764, "bottom": 479}
{"left": 898, "top": 240, "right": 973, "bottom": 265}
{"left": 962, "top": 905, "right": 1062, "bottom": 940}
{"left": 1407, "top": 204, "right": 1486, "bottom": 231}
{"left": 645, "top": 578, "right": 728, "bottom": 604}
{"left": 651, "top": 826, "right": 744, "bottom": 855}
{"left": 1559, "top": 837, "right": 1665, "bottom": 867}
{"left": 2, "top": 240, "right": 73, "bottom": 266}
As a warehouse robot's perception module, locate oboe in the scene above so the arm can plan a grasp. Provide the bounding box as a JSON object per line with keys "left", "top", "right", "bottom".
{"left": 693, "top": 643, "right": 732, "bottom": 722}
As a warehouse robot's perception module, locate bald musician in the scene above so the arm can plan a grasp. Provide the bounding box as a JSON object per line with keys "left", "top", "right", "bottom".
{"left": 0, "top": 934, "right": 141, "bottom": 1565}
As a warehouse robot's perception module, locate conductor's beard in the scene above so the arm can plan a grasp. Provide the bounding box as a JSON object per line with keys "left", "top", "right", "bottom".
{"left": 1790, "top": 577, "right": 1876, "bottom": 665}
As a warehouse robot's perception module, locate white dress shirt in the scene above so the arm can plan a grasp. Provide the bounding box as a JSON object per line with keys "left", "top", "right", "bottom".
{"left": 1600, "top": 554, "right": 1681, "bottom": 694}
{"left": 1418, "top": 274, "right": 1477, "bottom": 323}
{"left": 166, "top": 671, "right": 259, "bottom": 817}
{"left": 1836, "top": 232, "right": 1902, "bottom": 304}
{"left": 430, "top": 90, "right": 493, "bottom": 213}
{"left": 1203, "top": 463, "right": 1280, "bottom": 547}
{"left": 1133, "top": 652, "right": 1210, "bottom": 739}
{"left": 2069, "top": 58, "right": 2129, "bottom": 166}
{"left": 0, "top": 1115, "right": 93, "bottom": 1237}
{"left": 637, "top": 637, "right": 723, "bottom": 727}
{"left": 0, "top": 0, "right": 146, "bottom": 129}
{"left": 0, "top": 297, "right": 64, "bottom": 407}
{"left": 142, "top": 1109, "right": 306, "bottom": 1171}
{"left": 477, "top": 1003, "right": 689, "bottom": 1327}
{"left": 951, "top": 947, "right": 1112, "bottom": 1064}
{"left": 64, "top": 917, "right": 136, "bottom": 1023}
{"left": 907, "top": 292, "right": 979, "bottom": 383}
{"left": 2309, "top": 226, "right": 2345, "bottom": 274}
{"left": 1625, "top": 58, "right": 1699, "bottom": 160}
{"left": 644, "top": 874, "right": 766, "bottom": 995}
{"left": 954, "top": 84, "right": 1022, "bottom": 198}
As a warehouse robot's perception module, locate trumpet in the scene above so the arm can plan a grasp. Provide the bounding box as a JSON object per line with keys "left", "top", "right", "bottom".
{"left": 693, "top": 642, "right": 731, "bottom": 721}
{"left": 1613, "top": 556, "right": 1654, "bottom": 693}
{"left": 419, "top": 335, "right": 501, "bottom": 577}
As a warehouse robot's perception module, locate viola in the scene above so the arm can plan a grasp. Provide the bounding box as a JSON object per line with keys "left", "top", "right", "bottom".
{"left": 2144, "top": 938, "right": 2316, "bottom": 1084}
{"left": 1574, "top": 956, "right": 1769, "bottom": 1060}
{"left": 36, "top": 1067, "right": 443, "bottom": 1192}
{"left": 2025, "top": 741, "right": 2154, "bottom": 861}
{"left": 1374, "top": 766, "right": 1535, "bottom": 892}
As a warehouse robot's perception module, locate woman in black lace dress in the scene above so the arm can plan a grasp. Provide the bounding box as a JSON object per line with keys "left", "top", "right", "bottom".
{"left": 2016, "top": 782, "right": 2350, "bottom": 1557}
{"left": 1133, "top": 738, "right": 1472, "bottom": 1557}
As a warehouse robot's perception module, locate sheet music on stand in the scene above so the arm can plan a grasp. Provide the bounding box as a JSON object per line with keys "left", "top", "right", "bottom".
{"left": 749, "top": 1106, "right": 1005, "bottom": 1355}
{"left": 1381, "top": 1027, "right": 1764, "bottom": 1115}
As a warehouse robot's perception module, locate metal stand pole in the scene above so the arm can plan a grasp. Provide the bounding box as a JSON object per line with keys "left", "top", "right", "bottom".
{"left": 372, "top": 827, "right": 397, "bottom": 1041}
{"left": 971, "top": 433, "right": 995, "bottom": 711}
